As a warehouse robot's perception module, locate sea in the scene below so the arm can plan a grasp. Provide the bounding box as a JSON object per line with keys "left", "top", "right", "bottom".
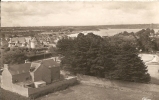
{"left": 68, "top": 29, "right": 159, "bottom": 37}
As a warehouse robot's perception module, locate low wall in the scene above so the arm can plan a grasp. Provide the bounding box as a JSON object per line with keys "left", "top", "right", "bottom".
{"left": 28, "top": 77, "right": 77, "bottom": 98}
{"left": 147, "top": 65, "right": 159, "bottom": 79}
{"left": 0, "top": 75, "right": 1, "bottom": 84}
{"left": 77, "top": 74, "right": 159, "bottom": 93}
{"left": 12, "top": 84, "right": 28, "bottom": 97}
{"left": 1, "top": 82, "right": 29, "bottom": 97}
{"left": 1, "top": 77, "right": 77, "bottom": 98}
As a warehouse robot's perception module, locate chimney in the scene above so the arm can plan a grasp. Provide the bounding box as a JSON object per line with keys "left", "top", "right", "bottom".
{"left": 55, "top": 57, "right": 56, "bottom": 62}
{"left": 157, "top": 51, "right": 159, "bottom": 56}
{"left": 25, "top": 59, "right": 30, "bottom": 63}
{"left": 10, "top": 38, "right": 12, "bottom": 42}
{"left": 1, "top": 47, "right": 4, "bottom": 68}
{"left": 4, "top": 64, "right": 9, "bottom": 69}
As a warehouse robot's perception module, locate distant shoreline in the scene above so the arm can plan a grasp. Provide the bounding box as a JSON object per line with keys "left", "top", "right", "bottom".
{"left": 1, "top": 23, "right": 159, "bottom": 28}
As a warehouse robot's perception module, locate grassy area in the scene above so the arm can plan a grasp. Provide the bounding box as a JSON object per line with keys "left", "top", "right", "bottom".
{"left": 39, "top": 84, "right": 159, "bottom": 100}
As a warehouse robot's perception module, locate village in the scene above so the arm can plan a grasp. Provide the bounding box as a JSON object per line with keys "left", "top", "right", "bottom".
{"left": 1, "top": 1, "right": 159, "bottom": 100}
{"left": 0, "top": 28, "right": 159, "bottom": 99}
{"left": 0, "top": 31, "right": 78, "bottom": 98}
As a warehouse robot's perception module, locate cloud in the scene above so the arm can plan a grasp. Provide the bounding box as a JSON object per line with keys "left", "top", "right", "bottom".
{"left": 1, "top": 2, "right": 159, "bottom": 27}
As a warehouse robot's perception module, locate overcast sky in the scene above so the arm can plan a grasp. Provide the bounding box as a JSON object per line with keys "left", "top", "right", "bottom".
{"left": 1, "top": 2, "right": 159, "bottom": 27}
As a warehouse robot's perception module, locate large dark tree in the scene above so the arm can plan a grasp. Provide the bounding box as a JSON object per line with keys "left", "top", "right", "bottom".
{"left": 57, "top": 32, "right": 150, "bottom": 83}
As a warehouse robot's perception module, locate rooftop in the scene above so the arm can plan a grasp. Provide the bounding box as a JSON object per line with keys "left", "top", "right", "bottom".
{"left": 7, "top": 59, "right": 59, "bottom": 75}
{"left": 8, "top": 63, "right": 31, "bottom": 75}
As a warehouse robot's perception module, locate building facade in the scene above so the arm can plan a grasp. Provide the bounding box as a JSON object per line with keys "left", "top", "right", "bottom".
{"left": 8, "top": 37, "right": 38, "bottom": 48}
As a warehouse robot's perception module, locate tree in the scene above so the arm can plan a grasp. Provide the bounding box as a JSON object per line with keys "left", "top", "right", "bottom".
{"left": 135, "top": 28, "right": 159, "bottom": 52}
{"left": 109, "top": 53, "right": 150, "bottom": 83}
{"left": 57, "top": 32, "right": 151, "bottom": 83}
{"left": 48, "top": 46, "right": 58, "bottom": 56}
{"left": 2, "top": 50, "right": 26, "bottom": 65}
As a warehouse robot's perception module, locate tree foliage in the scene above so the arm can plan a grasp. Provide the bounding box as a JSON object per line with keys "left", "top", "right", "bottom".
{"left": 57, "top": 32, "right": 150, "bottom": 83}
{"left": 0, "top": 47, "right": 48, "bottom": 67}
{"left": 135, "top": 28, "right": 159, "bottom": 52}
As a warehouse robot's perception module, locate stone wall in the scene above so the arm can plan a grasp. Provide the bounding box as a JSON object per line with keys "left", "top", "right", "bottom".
{"left": 1, "top": 76, "right": 77, "bottom": 98}
{"left": 12, "top": 84, "right": 29, "bottom": 97}
{"left": 28, "top": 77, "right": 77, "bottom": 98}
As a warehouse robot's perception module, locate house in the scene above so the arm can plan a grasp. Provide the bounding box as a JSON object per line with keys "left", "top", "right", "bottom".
{"left": 30, "top": 59, "right": 60, "bottom": 84}
{"left": 8, "top": 37, "right": 38, "bottom": 48}
{"left": 1, "top": 58, "right": 77, "bottom": 97}
{"left": 1, "top": 59, "right": 60, "bottom": 90}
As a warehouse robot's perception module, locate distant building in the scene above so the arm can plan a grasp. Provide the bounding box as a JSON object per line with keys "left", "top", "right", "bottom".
{"left": 155, "top": 30, "right": 159, "bottom": 37}
{"left": 8, "top": 37, "right": 38, "bottom": 48}
{"left": 36, "top": 31, "right": 68, "bottom": 47}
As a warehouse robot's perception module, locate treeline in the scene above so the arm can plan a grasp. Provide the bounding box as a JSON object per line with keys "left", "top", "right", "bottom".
{"left": 98, "top": 24, "right": 159, "bottom": 29}
{"left": 0, "top": 47, "right": 54, "bottom": 68}
{"left": 135, "top": 28, "right": 159, "bottom": 52}
{"left": 57, "top": 32, "right": 150, "bottom": 83}
{"left": 115, "top": 28, "right": 159, "bottom": 52}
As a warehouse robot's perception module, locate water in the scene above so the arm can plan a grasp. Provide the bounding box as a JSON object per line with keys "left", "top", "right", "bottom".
{"left": 68, "top": 29, "right": 159, "bottom": 37}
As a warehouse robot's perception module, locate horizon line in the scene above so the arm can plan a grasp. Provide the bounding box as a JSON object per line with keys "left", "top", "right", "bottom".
{"left": 1, "top": 23, "right": 159, "bottom": 27}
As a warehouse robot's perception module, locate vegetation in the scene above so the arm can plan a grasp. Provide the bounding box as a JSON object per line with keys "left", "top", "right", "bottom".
{"left": 114, "top": 28, "right": 159, "bottom": 52}
{"left": 0, "top": 28, "right": 157, "bottom": 82}
{"left": 0, "top": 47, "right": 51, "bottom": 68}
{"left": 57, "top": 31, "right": 151, "bottom": 83}
{"left": 135, "top": 28, "right": 159, "bottom": 52}
{"left": 1, "top": 24, "right": 159, "bottom": 39}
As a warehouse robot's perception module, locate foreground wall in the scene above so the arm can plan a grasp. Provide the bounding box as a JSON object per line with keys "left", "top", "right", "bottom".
{"left": 12, "top": 84, "right": 29, "bottom": 97}
{"left": 28, "top": 77, "right": 77, "bottom": 98}
{"left": 1, "top": 83, "right": 29, "bottom": 97}
{"left": 147, "top": 64, "right": 159, "bottom": 80}
{"left": 1, "top": 76, "right": 77, "bottom": 98}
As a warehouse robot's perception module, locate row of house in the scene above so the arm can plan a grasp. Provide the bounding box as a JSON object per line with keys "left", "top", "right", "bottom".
{"left": 8, "top": 37, "right": 38, "bottom": 48}
{"left": 149, "top": 30, "right": 159, "bottom": 37}
{"left": 5, "top": 31, "right": 69, "bottom": 48}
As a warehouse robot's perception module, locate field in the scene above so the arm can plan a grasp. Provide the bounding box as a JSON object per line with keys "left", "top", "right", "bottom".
{"left": 38, "top": 84, "right": 159, "bottom": 100}
{"left": 38, "top": 72, "right": 159, "bottom": 100}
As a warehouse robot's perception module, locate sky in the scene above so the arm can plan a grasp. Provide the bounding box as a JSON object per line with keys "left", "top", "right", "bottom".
{"left": 1, "top": 1, "right": 159, "bottom": 27}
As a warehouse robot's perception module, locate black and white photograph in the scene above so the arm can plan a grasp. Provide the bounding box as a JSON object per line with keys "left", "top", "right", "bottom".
{"left": 0, "top": 1, "right": 159, "bottom": 100}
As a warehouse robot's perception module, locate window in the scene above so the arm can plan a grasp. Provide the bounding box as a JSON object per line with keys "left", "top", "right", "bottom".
{"left": 26, "top": 77, "right": 29, "bottom": 80}
{"left": 30, "top": 67, "right": 36, "bottom": 72}
{"left": 13, "top": 80, "right": 18, "bottom": 83}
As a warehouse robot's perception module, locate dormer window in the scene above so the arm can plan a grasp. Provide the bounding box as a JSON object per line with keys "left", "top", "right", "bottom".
{"left": 13, "top": 80, "right": 18, "bottom": 83}
{"left": 22, "top": 70, "right": 25, "bottom": 73}
{"left": 30, "top": 67, "right": 36, "bottom": 72}
{"left": 26, "top": 77, "right": 29, "bottom": 80}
